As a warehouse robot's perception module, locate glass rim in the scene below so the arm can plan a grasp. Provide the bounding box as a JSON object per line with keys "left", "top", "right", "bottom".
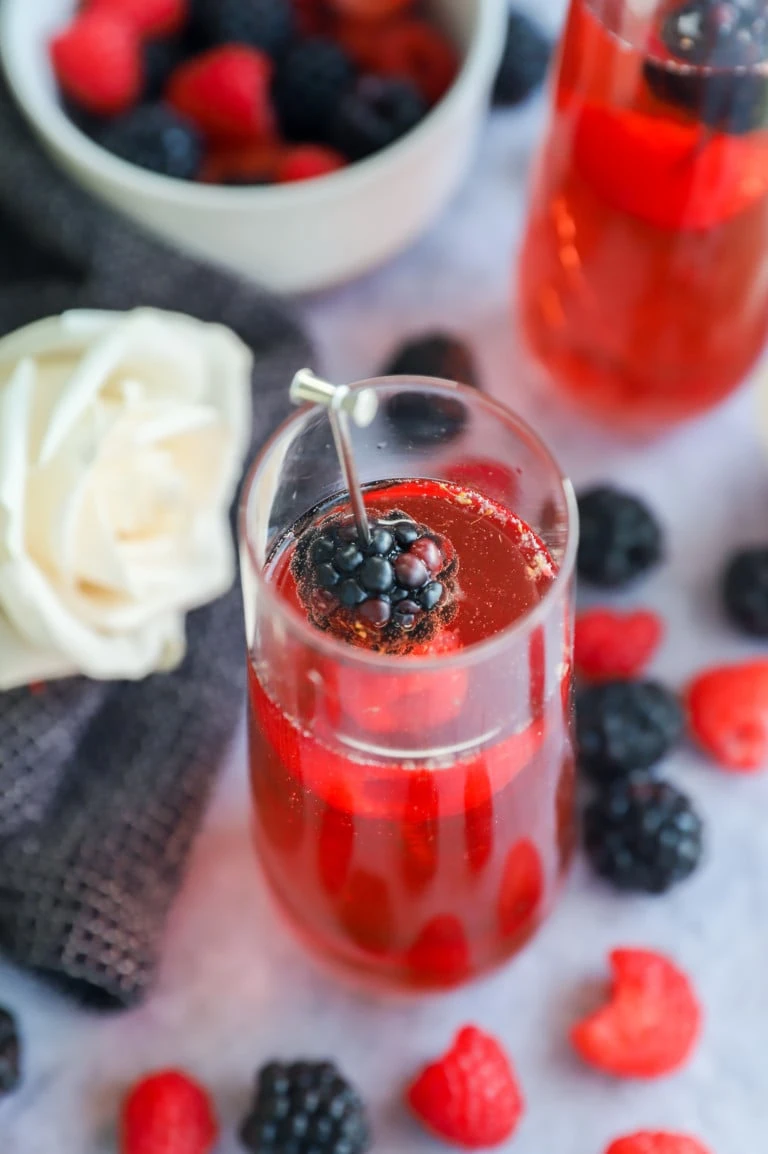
{"left": 239, "top": 375, "right": 579, "bottom": 673}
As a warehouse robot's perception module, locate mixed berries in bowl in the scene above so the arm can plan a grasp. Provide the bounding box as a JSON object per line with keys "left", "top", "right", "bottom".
{"left": 1, "top": 0, "right": 506, "bottom": 289}
{"left": 49, "top": 0, "right": 462, "bottom": 186}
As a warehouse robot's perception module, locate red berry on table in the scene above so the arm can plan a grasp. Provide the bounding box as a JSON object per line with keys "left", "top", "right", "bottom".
{"left": 84, "top": 0, "right": 187, "bottom": 38}
{"left": 407, "top": 1025, "right": 524, "bottom": 1148}
{"left": 120, "top": 1070, "right": 218, "bottom": 1154}
{"left": 50, "top": 12, "right": 142, "bottom": 116}
{"left": 277, "top": 145, "right": 346, "bottom": 183}
{"left": 167, "top": 47, "right": 275, "bottom": 144}
{"left": 571, "top": 949, "right": 701, "bottom": 1079}
{"left": 574, "top": 608, "right": 663, "bottom": 681}
{"left": 686, "top": 659, "right": 768, "bottom": 771}
{"left": 374, "top": 19, "right": 460, "bottom": 104}
{"left": 606, "top": 1134, "right": 712, "bottom": 1154}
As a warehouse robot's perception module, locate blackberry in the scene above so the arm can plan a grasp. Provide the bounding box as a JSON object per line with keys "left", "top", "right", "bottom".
{"left": 332, "top": 77, "right": 427, "bottom": 162}
{"left": 193, "top": 0, "right": 295, "bottom": 58}
{"left": 0, "top": 1008, "right": 20, "bottom": 1097}
{"left": 382, "top": 334, "right": 479, "bottom": 446}
{"left": 722, "top": 547, "right": 768, "bottom": 634}
{"left": 142, "top": 37, "right": 186, "bottom": 101}
{"left": 98, "top": 105, "right": 203, "bottom": 181}
{"left": 577, "top": 680, "right": 683, "bottom": 784}
{"left": 584, "top": 779, "right": 703, "bottom": 892}
{"left": 293, "top": 508, "right": 458, "bottom": 653}
{"left": 273, "top": 39, "right": 356, "bottom": 143}
{"left": 492, "top": 11, "right": 553, "bottom": 107}
{"left": 240, "top": 1060, "right": 370, "bottom": 1154}
{"left": 577, "top": 486, "right": 662, "bottom": 587}
{"left": 644, "top": 0, "right": 768, "bottom": 133}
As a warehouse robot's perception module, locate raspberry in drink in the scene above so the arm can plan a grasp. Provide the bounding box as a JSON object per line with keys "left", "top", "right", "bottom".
{"left": 240, "top": 375, "right": 576, "bottom": 990}
{"left": 518, "top": 0, "right": 768, "bottom": 432}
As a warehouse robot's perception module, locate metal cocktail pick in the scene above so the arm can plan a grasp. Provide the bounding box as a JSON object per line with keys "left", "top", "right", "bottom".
{"left": 290, "top": 368, "right": 378, "bottom": 548}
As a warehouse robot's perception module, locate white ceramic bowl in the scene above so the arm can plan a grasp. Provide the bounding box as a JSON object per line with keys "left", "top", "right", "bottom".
{"left": 1, "top": 0, "right": 505, "bottom": 293}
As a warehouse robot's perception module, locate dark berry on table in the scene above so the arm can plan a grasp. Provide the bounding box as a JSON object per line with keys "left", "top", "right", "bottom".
{"left": 240, "top": 1059, "right": 371, "bottom": 1154}
{"left": 293, "top": 508, "right": 458, "bottom": 652}
{"left": 273, "top": 38, "right": 356, "bottom": 142}
{"left": 331, "top": 76, "right": 427, "bottom": 161}
{"left": 722, "top": 547, "right": 768, "bottom": 635}
{"left": 492, "top": 10, "right": 553, "bottom": 107}
{"left": 192, "top": 0, "right": 295, "bottom": 58}
{"left": 97, "top": 104, "right": 203, "bottom": 180}
{"left": 142, "top": 36, "right": 185, "bottom": 101}
{"left": 584, "top": 779, "right": 703, "bottom": 893}
{"left": 382, "top": 333, "right": 479, "bottom": 388}
{"left": 382, "top": 334, "right": 479, "bottom": 446}
{"left": 577, "top": 679, "right": 683, "bottom": 784}
{"left": 577, "top": 486, "right": 663, "bottom": 587}
{"left": 0, "top": 1008, "right": 20, "bottom": 1097}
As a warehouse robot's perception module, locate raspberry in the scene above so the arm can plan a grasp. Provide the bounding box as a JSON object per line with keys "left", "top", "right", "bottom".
{"left": 407, "top": 1026, "right": 524, "bottom": 1148}
{"left": 606, "top": 1134, "right": 712, "bottom": 1154}
{"left": 584, "top": 780, "right": 703, "bottom": 893}
{"left": 576, "top": 680, "right": 683, "bottom": 784}
{"left": 406, "top": 915, "right": 470, "bottom": 986}
{"left": 722, "top": 547, "right": 768, "bottom": 635}
{"left": 330, "top": 0, "right": 416, "bottom": 19}
{"left": 50, "top": 12, "right": 142, "bottom": 116}
{"left": 575, "top": 609, "right": 663, "bottom": 681}
{"left": 493, "top": 11, "right": 552, "bottom": 106}
{"left": 85, "top": 0, "right": 187, "bottom": 37}
{"left": 573, "top": 103, "right": 768, "bottom": 230}
{"left": 167, "top": 47, "right": 275, "bottom": 143}
{"left": 571, "top": 949, "right": 702, "bottom": 1078}
{"left": 332, "top": 76, "right": 427, "bottom": 160}
{"left": 577, "top": 486, "right": 663, "bottom": 588}
{"left": 240, "top": 1060, "right": 370, "bottom": 1154}
{"left": 192, "top": 0, "right": 295, "bottom": 59}
{"left": 373, "top": 19, "right": 460, "bottom": 104}
{"left": 686, "top": 659, "right": 768, "bottom": 771}
{"left": 120, "top": 1070, "right": 218, "bottom": 1154}
{"left": 0, "top": 1008, "right": 20, "bottom": 1097}
{"left": 277, "top": 145, "right": 346, "bottom": 183}
{"left": 200, "top": 142, "right": 282, "bottom": 185}
{"left": 98, "top": 104, "right": 203, "bottom": 179}
{"left": 273, "top": 38, "right": 356, "bottom": 142}
{"left": 497, "top": 839, "right": 543, "bottom": 939}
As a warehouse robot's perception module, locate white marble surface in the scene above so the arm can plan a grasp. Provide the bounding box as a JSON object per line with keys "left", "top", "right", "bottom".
{"left": 3, "top": 77, "right": 768, "bottom": 1154}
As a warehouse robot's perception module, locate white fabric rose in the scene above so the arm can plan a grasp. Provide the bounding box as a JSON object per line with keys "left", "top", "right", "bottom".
{"left": 0, "top": 308, "right": 252, "bottom": 689}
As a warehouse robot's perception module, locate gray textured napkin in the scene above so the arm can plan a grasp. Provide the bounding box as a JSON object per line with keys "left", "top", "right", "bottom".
{"left": 0, "top": 73, "right": 313, "bottom": 1009}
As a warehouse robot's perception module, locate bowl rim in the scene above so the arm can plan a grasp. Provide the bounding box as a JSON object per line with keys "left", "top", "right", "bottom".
{"left": 0, "top": 0, "right": 506, "bottom": 210}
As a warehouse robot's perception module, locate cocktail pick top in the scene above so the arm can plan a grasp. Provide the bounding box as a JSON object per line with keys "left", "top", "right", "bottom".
{"left": 290, "top": 368, "right": 378, "bottom": 548}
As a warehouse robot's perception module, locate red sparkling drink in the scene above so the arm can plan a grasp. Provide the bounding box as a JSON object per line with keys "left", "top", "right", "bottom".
{"left": 518, "top": 0, "right": 768, "bottom": 433}
{"left": 240, "top": 381, "right": 577, "bottom": 991}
